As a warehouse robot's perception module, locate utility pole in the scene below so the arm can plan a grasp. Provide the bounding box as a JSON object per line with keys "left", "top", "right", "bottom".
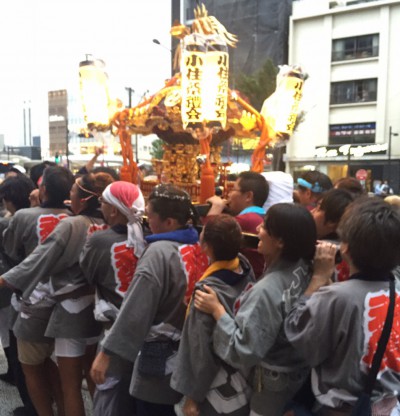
{"left": 125, "top": 87, "right": 139, "bottom": 162}
{"left": 23, "top": 106, "right": 26, "bottom": 146}
{"left": 125, "top": 88, "right": 149, "bottom": 164}
{"left": 388, "top": 125, "right": 399, "bottom": 187}
{"left": 65, "top": 128, "right": 70, "bottom": 169}
{"left": 125, "top": 87, "right": 134, "bottom": 108}
{"left": 28, "top": 105, "right": 32, "bottom": 146}
{"left": 23, "top": 100, "right": 32, "bottom": 146}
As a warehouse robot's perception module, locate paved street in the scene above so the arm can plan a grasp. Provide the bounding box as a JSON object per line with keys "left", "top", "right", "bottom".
{"left": 0, "top": 345, "right": 23, "bottom": 416}
{"left": 0, "top": 344, "right": 93, "bottom": 416}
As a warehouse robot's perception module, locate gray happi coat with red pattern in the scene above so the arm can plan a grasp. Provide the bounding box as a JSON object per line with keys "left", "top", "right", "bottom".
{"left": 3, "top": 206, "right": 70, "bottom": 342}
{"left": 80, "top": 224, "right": 138, "bottom": 323}
{"left": 101, "top": 227, "right": 209, "bottom": 405}
{"left": 3, "top": 214, "right": 106, "bottom": 339}
{"left": 285, "top": 275, "right": 400, "bottom": 408}
{"left": 80, "top": 224, "right": 140, "bottom": 382}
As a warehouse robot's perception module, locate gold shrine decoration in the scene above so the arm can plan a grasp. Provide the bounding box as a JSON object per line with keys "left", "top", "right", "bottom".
{"left": 79, "top": 58, "right": 112, "bottom": 127}
{"left": 75, "top": 4, "right": 306, "bottom": 199}
{"left": 181, "top": 33, "right": 229, "bottom": 131}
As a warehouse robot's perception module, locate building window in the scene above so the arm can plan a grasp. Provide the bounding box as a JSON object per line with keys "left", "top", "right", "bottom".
{"left": 185, "top": 0, "right": 197, "bottom": 20}
{"left": 332, "top": 34, "right": 379, "bottom": 61}
{"left": 347, "top": 0, "right": 379, "bottom": 6}
{"left": 330, "top": 78, "right": 377, "bottom": 104}
{"left": 329, "top": 122, "right": 376, "bottom": 145}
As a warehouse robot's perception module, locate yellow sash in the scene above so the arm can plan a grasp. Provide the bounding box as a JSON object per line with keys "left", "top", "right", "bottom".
{"left": 198, "top": 257, "right": 240, "bottom": 282}
{"left": 186, "top": 257, "right": 240, "bottom": 317}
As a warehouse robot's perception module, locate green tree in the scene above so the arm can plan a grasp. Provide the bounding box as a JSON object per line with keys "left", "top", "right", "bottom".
{"left": 235, "top": 59, "right": 278, "bottom": 111}
{"left": 150, "top": 139, "right": 164, "bottom": 159}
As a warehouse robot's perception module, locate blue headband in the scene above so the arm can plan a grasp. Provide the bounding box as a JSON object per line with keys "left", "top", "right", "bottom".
{"left": 297, "top": 178, "right": 324, "bottom": 193}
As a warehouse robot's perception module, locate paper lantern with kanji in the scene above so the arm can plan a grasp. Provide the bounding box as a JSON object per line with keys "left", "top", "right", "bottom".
{"left": 181, "top": 33, "right": 229, "bottom": 133}
{"left": 261, "top": 65, "right": 305, "bottom": 137}
{"left": 202, "top": 35, "right": 229, "bottom": 129}
{"left": 79, "top": 58, "right": 112, "bottom": 127}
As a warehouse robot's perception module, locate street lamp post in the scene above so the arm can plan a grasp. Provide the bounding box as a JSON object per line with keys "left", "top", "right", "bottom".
{"left": 65, "top": 128, "right": 70, "bottom": 169}
{"left": 152, "top": 38, "right": 170, "bottom": 52}
{"left": 388, "top": 125, "right": 398, "bottom": 186}
{"left": 152, "top": 39, "right": 173, "bottom": 77}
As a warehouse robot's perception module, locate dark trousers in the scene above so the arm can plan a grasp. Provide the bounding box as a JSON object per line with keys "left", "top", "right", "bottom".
{"left": 136, "top": 398, "right": 176, "bottom": 416}
{"left": 93, "top": 372, "right": 136, "bottom": 416}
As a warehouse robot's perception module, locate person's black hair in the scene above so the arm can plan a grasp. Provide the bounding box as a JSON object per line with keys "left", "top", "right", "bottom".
{"left": 0, "top": 176, "right": 35, "bottom": 211}
{"left": 264, "top": 203, "right": 316, "bottom": 262}
{"left": 319, "top": 189, "right": 355, "bottom": 224}
{"left": 334, "top": 177, "right": 364, "bottom": 197}
{"left": 337, "top": 198, "right": 400, "bottom": 276}
{"left": 41, "top": 166, "right": 74, "bottom": 207}
{"left": 76, "top": 172, "right": 114, "bottom": 214}
{"left": 238, "top": 171, "right": 269, "bottom": 207}
{"left": 30, "top": 161, "right": 57, "bottom": 187}
{"left": 92, "top": 166, "right": 120, "bottom": 181}
{"left": 148, "top": 184, "right": 198, "bottom": 226}
{"left": 203, "top": 214, "right": 242, "bottom": 261}
{"left": 298, "top": 170, "right": 333, "bottom": 195}
{"left": 227, "top": 173, "right": 238, "bottom": 181}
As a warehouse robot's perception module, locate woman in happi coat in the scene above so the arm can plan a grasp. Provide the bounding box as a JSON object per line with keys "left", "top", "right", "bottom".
{"left": 194, "top": 203, "right": 317, "bottom": 416}
{"left": 172, "top": 214, "right": 256, "bottom": 416}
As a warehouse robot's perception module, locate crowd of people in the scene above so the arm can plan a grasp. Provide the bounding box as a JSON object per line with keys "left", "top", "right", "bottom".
{"left": 0, "top": 160, "right": 398, "bottom": 416}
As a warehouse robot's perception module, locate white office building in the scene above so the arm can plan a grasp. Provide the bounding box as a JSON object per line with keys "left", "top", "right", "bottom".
{"left": 287, "top": 0, "right": 400, "bottom": 191}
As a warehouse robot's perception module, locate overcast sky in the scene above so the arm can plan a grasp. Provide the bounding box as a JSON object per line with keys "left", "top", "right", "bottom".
{"left": 0, "top": 0, "right": 172, "bottom": 148}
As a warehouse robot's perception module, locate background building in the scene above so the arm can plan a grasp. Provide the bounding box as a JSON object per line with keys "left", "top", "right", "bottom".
{"left": 287, "top": 0, "right": 400, "bottom": 192}
{"left": 48, "top": 90, "right": 69, "bottom": 157}
{"left": 48, "top": 87, "right": 157, "bottom": 168}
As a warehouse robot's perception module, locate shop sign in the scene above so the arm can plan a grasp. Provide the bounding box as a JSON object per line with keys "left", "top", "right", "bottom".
{"left": 315, "top": 143, "right": 388, "bottom": 158}
{"left": 49, "top": 115, "right": 65, "bottom": 122}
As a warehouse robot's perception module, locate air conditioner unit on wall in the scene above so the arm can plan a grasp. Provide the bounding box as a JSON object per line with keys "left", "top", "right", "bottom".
{"left": 329, "top": 0, "right": 346, "bottom": 8}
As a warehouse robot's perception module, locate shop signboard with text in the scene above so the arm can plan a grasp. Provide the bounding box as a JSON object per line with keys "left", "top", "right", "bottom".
{"left": 315, "top": 143, "right": 388, "bottom": 158}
